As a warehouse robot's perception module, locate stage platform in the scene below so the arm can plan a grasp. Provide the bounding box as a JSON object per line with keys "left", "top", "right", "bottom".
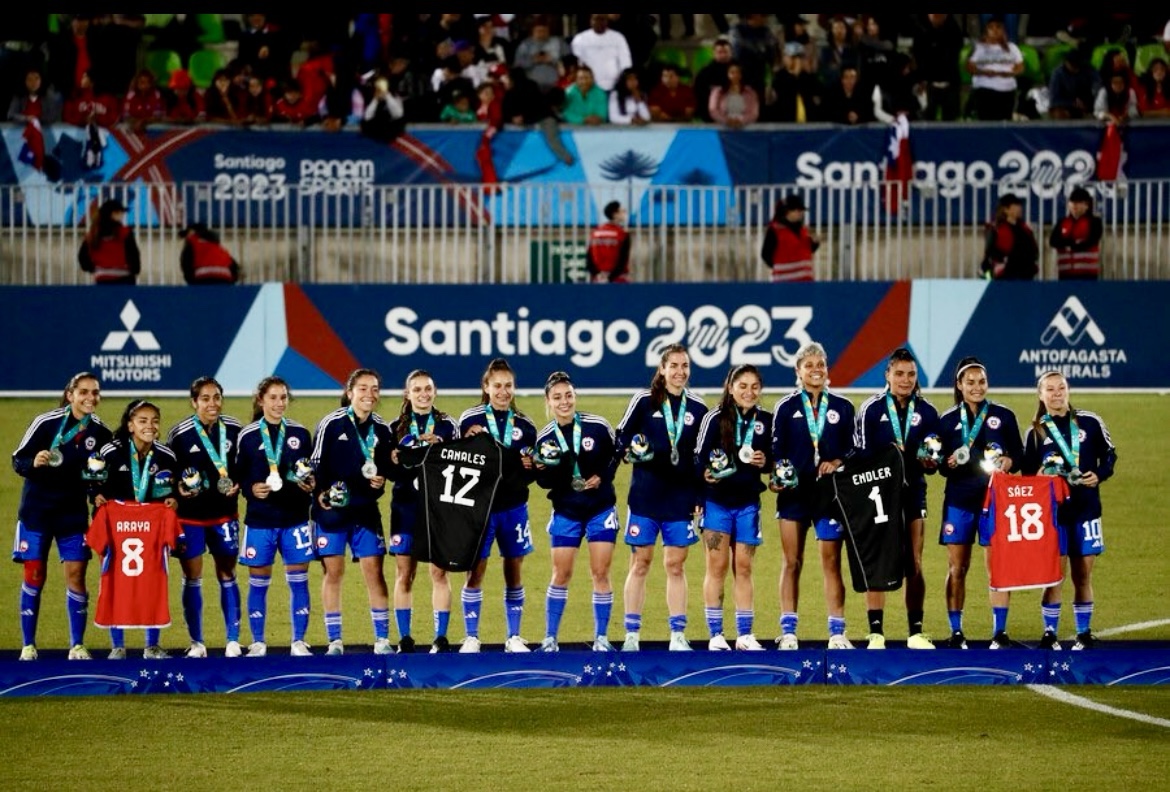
{"left": 2, "top": 641, "right": 1168, "bottom": 697}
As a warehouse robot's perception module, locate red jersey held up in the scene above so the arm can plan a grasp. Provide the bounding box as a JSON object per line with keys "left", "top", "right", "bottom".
{"left": 87, "top": 500, "right": 184, "bottom": 629}
{"left": 982, "top": 472, "right": 1069, "bottom": 592}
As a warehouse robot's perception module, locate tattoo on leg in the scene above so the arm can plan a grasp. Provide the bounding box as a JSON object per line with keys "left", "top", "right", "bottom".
{"left": 705, "top": 532, "right": 724, "bottom": 551}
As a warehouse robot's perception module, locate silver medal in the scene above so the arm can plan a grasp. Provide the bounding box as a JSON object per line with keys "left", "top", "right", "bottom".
{"left": 361, "top": 460, "right": 378, "bottom": 479}
{"left": 670, "top": 447, "right": 680, "bottom": 466}
{"left": 46, "top": 448, "right": 63, "bottom": 467}
{"left": 266, "top": 472, "right": 283, "bottom": 492}
{"left": 217, "top": 476, "right": 235, "bottom": 495}
{"left": 1067, "top": 467, "right": 1083, "bottom": 486}
{"left": 953, "top": 446, "right": 970, "bottom": 465}
{"left": 571, "top": 476, "right": 587, "bottom": 492}
{"left": 738, "top": 445, "right": 755, "bottom": 465}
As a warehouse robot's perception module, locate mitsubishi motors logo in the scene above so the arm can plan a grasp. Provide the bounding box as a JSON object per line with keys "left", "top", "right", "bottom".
{"left": 101, "top": 301, "right": 160, "bottom": 351}
{"left": 1040, "top": 296, "right": 1105, "bottom": 346}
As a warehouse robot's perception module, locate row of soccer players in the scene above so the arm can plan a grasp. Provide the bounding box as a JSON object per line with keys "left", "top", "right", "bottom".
{"left": 11, "top": 343, "right": 1116, "bottom": 659}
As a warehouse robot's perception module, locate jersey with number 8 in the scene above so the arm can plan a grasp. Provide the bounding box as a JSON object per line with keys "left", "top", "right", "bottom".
{"left": 86, "top": 500, "right": 184, "bottom": 628}
{"left": 982, "top": 472, "right": 1069, "bottom": 591}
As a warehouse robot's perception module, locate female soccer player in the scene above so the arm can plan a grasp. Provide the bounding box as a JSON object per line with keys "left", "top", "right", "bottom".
{"left": 311, "top": 368, "right": 394, "bottom": 656}
{"left": 166, "top": 376, "right": 243, "bottom": 658}
{"left": 11, "top": 372, "right": 112, "bottom": 660}
{"left": 1023, "top": 370, "right": 1117, "bottom": 650}
{"left": 615, "top": 344, "right": 708, "bottom": 651}
{"left": 95, "top": 399, "right": 179, "bottom": 658}
{"left": 236, "top": 376, "right": 316, "bottom": 657}
{"left": 386, "top": 370, "right": 460, "bottom": 653}
{"left": 695, "top": 364, "right": 772, "bottom": 651}
{"left": 853, "top": 348, "right": 940, "bottom": 649}
{"left": 458, "top": 359, "right": 538, "bottom": 653}
{"left": 937, "top": 356, "right": 1023, "bottom": 649}
{"left": 534, "top": 371, "right": 620, "bottom": 651}
{"left": 770, "top": 342, "right": 855, "bottom": 649}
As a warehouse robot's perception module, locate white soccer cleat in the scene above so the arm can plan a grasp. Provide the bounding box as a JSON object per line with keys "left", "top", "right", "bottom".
{"left": 505, "top": 635, "right": 531, "bottom": 653}
{"left": 735, "top": 634, "right": 765, "bottom": 651}
{"left": 458, "top": 636, "right": 482, "bottom": 654}
{"left": 326, "top": 639, "right": 345, "bottom": 656}
{"left": 622, "top": 631, "right": 640, "bottom": 652}
{"left": 867, "top": 633, "right": 887, "bottom": 650}
{"left": 777, "top": 633, "right": 799, "bottom": 650}
{"left": 107, "top": 647, "right": 127, "bottom": 660}
{"left": 223, "top": 640, "right": 242, "bottom": 658}
{"left": 669, "top": 631, "right": 692, "bottom": 651}
{"left": 67, "top": 644, "right": 92, "bottom": 660}
{"left": 592, "top": 636, "right": 616, "bottom": 652}
{"left": 906, "top": 633, "right": 936, "bottom": 650}
{"left": 290, "top": 640, "right": 313, "bottom": 657}
{"left": 185, "top": 641, "right": 208, "bottom": 659}
{"left": 707, "top": 634, "right": 731, "bottom": 651}
{"left": 373, "top": 638, "right": 393, "bottom": 655}
{"left": 144, "top": 645, "right": 169, "bottom": 660}
{"left": 539, "top": 636, "right": 559, "bottom": 652}
{"left": 19, "top": 645, "right": 37, "bottom": 661}
{"left": 827, "top": 634, "right": 854, "bottom": 649}
{"left": 246, "top": 641, "right": 268, "bottom": 657}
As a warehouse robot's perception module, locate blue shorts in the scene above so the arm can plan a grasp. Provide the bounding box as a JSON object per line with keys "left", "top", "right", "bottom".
{"left": 239, "top": 522, "right": 316, "bottom": 567}
{"left": 939, "top": 505, "right": 978, "bottom": 546}
{"left": 177, "top": 518, "right": 240, "bottom": 561}
{"left": 481, "top": 504, "right": 534, "bottom": 559}
{"left": 775, "top": 487, "right": 818, "bottom": 523}
{"left": 1061, "top": 515, "right": 1105, "bottom": 558}
{"left": 702, "top": 502, "right": 763, "bottom": 546}
{"left": 388, "top": 499, "right": 417, "bottom": 556}
{"left": 314, "top": 523, "right": 386, "bottom": 560}
{"left": 548, "top": 507, "right": 620, "bottom": 549}
{"left": 11, "top": 522, "right": 90, "bottom": 563}
{"left": 814, "top": 517, "right": 843, "bottom": 541}
{"left": 625, "top": 512, "right": 698, "bottom": 548}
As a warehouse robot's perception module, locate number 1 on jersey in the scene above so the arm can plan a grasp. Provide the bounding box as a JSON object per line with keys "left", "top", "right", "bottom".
{"left": 867, "top": 485, "right": 889, "bottom": 524}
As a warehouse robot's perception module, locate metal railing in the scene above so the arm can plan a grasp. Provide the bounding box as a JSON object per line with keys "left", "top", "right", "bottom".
{"left": 2, "top": 180, "right": 1168, "bottom": 284}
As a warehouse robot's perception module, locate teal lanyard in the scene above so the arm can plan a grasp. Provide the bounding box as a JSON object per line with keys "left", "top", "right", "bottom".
{"left": 348, "top": 407, "right": 376, "bottom": 461}
{"left": 553, "top": 414, "right": 584, "bottom": 480}
{"left": 736, "top": 409, "right": 754, "bottom": 448}
{"left": 485, "top": 406, "right": 515, "bottom": 448}
{"left": 51, "top": 413, "right": 90, "bottom": 451}
{"left": 1042, "top": 414, "right": 1080, "bottom": 468}
{"left": 885, "top": 392, "right": 916, "bottom": 451}
{"left": 800, "top": 390, "right": 828, "bottom": 458}
{"left": 261, "top": 419, "right": 287, "bottom": 472}
{"left": 661, "top": 393, "right": 685, "bottom": 452}
{"left": 130, "top": 446, "right": 154, "bottom": 502}
{"left": 193, "top": 417, "right": 230, "bottom": 478}
{"left": 959, "top": 401, "right": 989, "bottom": 449}
{"left": 410, "top": 410, "right": 435, "bottom": 440}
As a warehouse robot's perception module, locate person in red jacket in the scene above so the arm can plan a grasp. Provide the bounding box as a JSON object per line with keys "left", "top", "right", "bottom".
{"left": 760, "top": 194, "right": 820, "bottom": 282}
{"left": 122, "top": 68, "right": 165, "bottom": 131}
{"left": 585, "top": 200, "right": 631, "bottom": 283}
{"left": 79, "top": 199, "right": 140, "bottom": 285}
{"left": 981, "top": 193, "right": 1038, "bottom": 280}
{"left": 1048, "top": 187, "right": 1104, "bottom": 281}
{"left": 180, "top": 224, "right": 240, "bottom": 285}
{"left": 62, "top": 70, "right": 120, "bottom": 128}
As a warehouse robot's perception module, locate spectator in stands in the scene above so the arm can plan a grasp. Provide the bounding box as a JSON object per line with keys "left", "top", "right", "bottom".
{"left": 648, "top": 64, "right": 696, "bottom": 122}
{"left": 1049, "top": 187, "right": 1104, "bottom": 281}
{"left": 729, "top": 14, "right": 779, "bottom": 97}
{"left": 606, "top": 14, "right": 658, "bottom": 73}
{"left": 7, "top": 67, "right": 61, "bottom": 125}
{"left": 783, "top": 15, "right": 813, "bottom": 53}
{"left": 1094, "top": 70, "right": 1139, "bottom": 122}
{"left": 385, "top": 52, "right": 432, "bottom": 123}
{"left": 857, "top": 15, "right": 896, "bottom": 99}
{"left": 62, "top": 69, "right": 119, "bottom": 128}
{"left": 571, "top": 14, "right": 632, "bottom": 93}
{"left": 502, "top": 66, "right": 557, "bottom": 125}
{"left": 911, "top": 14, "right": 963, "bottom": 121}
{"left": 440, "top": 89, "right": 477, "bottom": 123}
{"left": 513, "top": 15, "right": 568, "bottom": 94}
{"left": 203, "top": 68, "right": 242, "bottom": 124}
{"left": 769, "top": 41, "right": 821, "bottom": 123}
{"left": 760, "top": 194, "right": 819, "bottom": 282}
{"left": 1047, "top": 49, "right": 1099, "bottom": 120}
{"left": 980, "top": 13, "right": 1020, "bottom": 43}
{"left": 708, "top": 61, "right": 759, "bottom": 129}
{"left": 966, "top": 17, "right": 1024, "bottom": 121}
{"left": 163, "top": 69, "right": 203, "bottom": 124}
{"left": 562, "top": 64, "right": 608, "bottom": 125}
{"left": 79, "top": 199, "right": 140, "bottom": 286}
{"left": 240, "top": 75, "right": 275, "bottom": 126}
{"left": 609, "top": 68, "right": 651, "bottom": 125}
{"left": 694, "top": 37, "right": 732, "bottom": 122}
{"left": 1137, "top": 58, "right": 1170, "bottom": 117}
{"left": 474, "top": 15, "right": 511, "bottom": 69}
{"left": 476, "top": 80, "right": 502, "bottom": 125}
{"left": 0, "top": 11, "right": 46, "bottom": 115}
{"left": 180, "top": 224, "right": 240, "bottom": 285}
{"left": 586, "top": 201, "right": 631, "bottom": 283}
{"left": 236, "top": 13, "right": 291, "bottom": 87}
{"left": 295, "top": 36, "right": 339, "bottom": 110}
{"left": 85, "top": 15, "right": 142, "bottom": 98}
{"left": 360, "top": 73, "right": 405, "bottom": 142}
{"left": 873, "top": 52, "right": 926, "bottom": 123}
{"left": 981, "top": 193, "right": 1038, "bottom": 281}
{"left": 432, "top": 56, "right": 477, "bottom": 119}
{"left": 817, "top": 16, "right": 857, "bottom": 90}
{"left": 272, "top": 80, "right": 317, "bottom": 126}
{"left": 121, "top": 69, "right": 164, "bottom": 131}
{"left": 822, "top": 65, "right": 873, "bottom": 125}
{"left": 47, "top": 15, "right": 94, "bottom": 99}
{"left": 454, "top": 40, "right": 486, "bottom": 87}
{"left": 658, "top": 14, "right": 729, "bottom": 41}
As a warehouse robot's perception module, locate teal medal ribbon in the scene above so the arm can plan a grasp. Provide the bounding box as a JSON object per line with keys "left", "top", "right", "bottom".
{"left": 51, "top": 413, "right": 90, "bottom": 452}
{"left": 885, "top": 392, "right": 916, "bottom": 451}
{"left": 801, "top": 390, "right": 828, "bottom": 467}
{"left": 409, "top": 411, "right": 435, "bottom": 441}
{"left": 348, "top": 407, "right": 377, "bottom": 472}
{"left": 485, "top": 405, "right": 515, "bottom": 448}
{"left": 955, "top": 401, "right": 989, "bottom": 465}
{"left": 553, "top": 413, "right": 586, "bottom": 489}
{"left": 736, "top": 409, "right": 756, "bottom": 464}
{"left": 129, "top": 446, "right": 154, "bottom": 502}
{"left": 1042, "top": 414, "right": 1080, "bottom": 470}
{"left": 194, "top": 418, "right": 231, "bottom": 480}
{"left": 662, "top": 393, "right": 685, "bottom": 466}
{"left": 261, "top": 419, "right": 287, "bottom": 477}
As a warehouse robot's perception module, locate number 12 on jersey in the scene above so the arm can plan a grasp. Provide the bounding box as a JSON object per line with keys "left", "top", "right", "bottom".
{"left": 439, "top": 465, "right": 481, "bottom": 507}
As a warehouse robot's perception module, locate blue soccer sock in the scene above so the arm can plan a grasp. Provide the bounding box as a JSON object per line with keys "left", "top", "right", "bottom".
{"left": 182, "top": 577, "right": 204, "bottom": 643}
{"left": 324, "top": 611, "right": 342, "bottom": 642}
{"left": 219, "top": 577, "right": 241, "bottom": 643}
{"left": 545, "top": 584, "right": 568, "bottom": 639}
{"left": 505, "top": 586, "right": 525, "bottom": 637}
{"left": 668, "top": 613, "right": 687, "bottom": 633}
{"left": 462, "top": 587, "right": 483, "bottom": 638}
{"left": 395, "top": 608, "right": 412, "bottom": 640}
{"left": 828, "top": 615, "right": 846, "bottom": 636}
{"left": 371, "top": 607, "right": 390, "bottom": 640}
{"left": 624, "top": 613, "right": 642, "bottom": 633}
{"left": 1074, "top": 601, "right": 1094, "bottom": 634}
{"left": 109, "top": 627, "right": 125, "bottom": 649}
{"left": 1041, "top": 603, "right": 1061, "bottom": 634}
{"left": 948, "top": 609, "right": 963, "bottom": 633}
{"left": 286, "top": 570, "right": 310, "bottom": 642}
{"left": 735, "top": 609, "right": 753, "bottom": 637}
{"left": 705, "top": 606, "right": 723, "bottom": 638}
{"left": 19, "top": 582, "right": 42, "bottom": 646}
{"left": 993, "top": 606, "right": 1009, "bottom": 635}
{"left": 145, "top": 628, "right": 161, "bottom": 647}
{"left": 66, "top": 589, "right": 88, "bottom": 646}
{"left": 780, "top": 612, "right": 798, "bottom": 637}
{"left": 247, "top": 574, "right": 271, "bottom": 644}
{"left": 434, "top": 609, "right": 450, "bottom": 639}
{"left": 592, "top": 591, "right": 613, "bottom": 638}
